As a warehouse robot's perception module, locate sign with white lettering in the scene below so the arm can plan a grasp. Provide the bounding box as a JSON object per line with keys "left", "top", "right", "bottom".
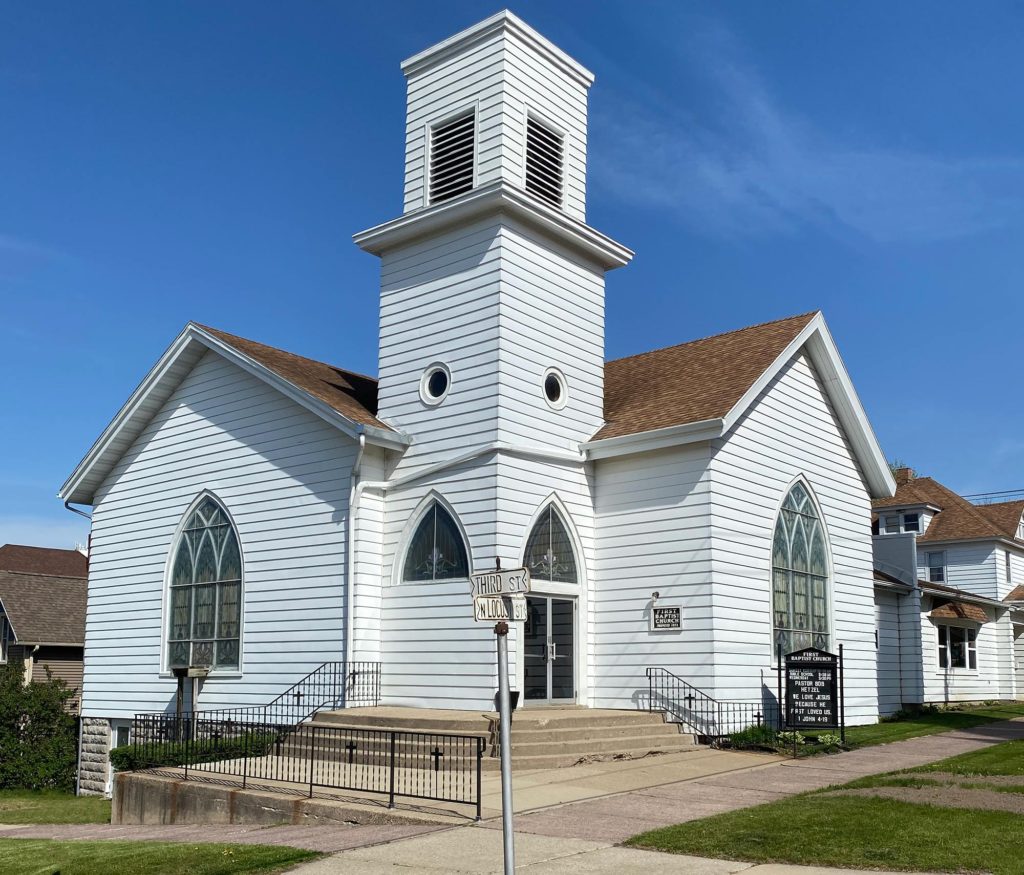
{"left": 474, "top": 595, "right": 527, "bottom": 623}
{"left": 650, "top": 605, "right": 682, "bottom": 630}
{"left": 785, "top": 647, "right": 839, "bottom": 729}
{"left": 470, "top": 568, "right": 531, "bottom": 598}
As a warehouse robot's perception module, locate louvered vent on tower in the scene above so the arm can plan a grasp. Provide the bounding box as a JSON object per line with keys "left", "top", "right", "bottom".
{"left": 525, "top": 116, "right": 563, "bottom": 207}
{"left": 429, "top": 111, "right": 476, "bottom": 204}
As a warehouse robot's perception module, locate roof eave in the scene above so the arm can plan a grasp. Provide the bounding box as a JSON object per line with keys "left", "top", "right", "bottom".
{"left": 720, "top": 313, "right": 895, "bottom": 500}
{"left": 582, "top": 418, "right": 726, "bottom": 460}
{"left": 354, "top": 181, "right": 633, "bottom": 271}
{"left": 59, "top": 324, "right": 409, "bottom": 505}
{"left": 920, "top": 584, "right": 1006, "bottom": 610}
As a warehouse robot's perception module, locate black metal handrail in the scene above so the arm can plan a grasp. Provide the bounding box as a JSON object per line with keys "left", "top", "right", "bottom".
{"left": 646, "top": 667, "right": 779, "bottom": 742}
{"left": 131, "top": 713, "right": 485, "bottom": 819}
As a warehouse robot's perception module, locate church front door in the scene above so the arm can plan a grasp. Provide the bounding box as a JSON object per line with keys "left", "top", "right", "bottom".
{"left": 523, "top": 595, "right": 575, "bottom": 703}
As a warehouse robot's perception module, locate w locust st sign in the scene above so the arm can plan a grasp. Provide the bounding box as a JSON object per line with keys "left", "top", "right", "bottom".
{"left": 470, "top": 567, "right": 530, "bottom": 623}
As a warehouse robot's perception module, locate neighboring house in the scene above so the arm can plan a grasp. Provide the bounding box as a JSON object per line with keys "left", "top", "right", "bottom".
{"left": 59, "top": 11, "right": 896, "bottom": 795}
{"left": 872, "top": 469, "right": 1024, "bottom": 712}
{"left": 0, "top": 544, "right": 88, "bottom": 711}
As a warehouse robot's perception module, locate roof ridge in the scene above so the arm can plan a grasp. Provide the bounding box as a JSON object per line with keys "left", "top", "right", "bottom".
{"left": 606, "top": 311, "right": 818, "bottom": 366}
{"left": 0, "top": 569, "right": 88, "bottom": 581}
{"left": 194, "top": 323, "right": 379, "bottom": 385}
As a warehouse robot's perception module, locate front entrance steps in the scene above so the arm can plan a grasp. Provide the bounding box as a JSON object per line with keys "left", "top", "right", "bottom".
{"left": 313, "top": 706, "right": 701, "bottom": 771}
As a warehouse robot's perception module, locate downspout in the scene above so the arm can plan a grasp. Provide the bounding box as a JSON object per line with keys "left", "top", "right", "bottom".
{"left": 63, "top": 500, "right": 91, "bottom": 796}
{"left": 63, "top": 500, "right": 92, "bottom": 521}
{"left": 344, "top": 433, "right": 366, "bottom": 696}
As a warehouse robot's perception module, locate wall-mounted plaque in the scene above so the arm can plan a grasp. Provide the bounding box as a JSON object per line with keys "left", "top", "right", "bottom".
{"left": 650, "top": 605, "right": 682, "bottom": 631}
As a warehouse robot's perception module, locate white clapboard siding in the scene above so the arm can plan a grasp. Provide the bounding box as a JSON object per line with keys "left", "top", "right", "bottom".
{"left": 1003, "top": 548, "right": 1024, "bottom": 600}
{"left": 874, "top": 590, "right": 903, "bottom": 716}
{"left": 919, "top": 603, "right": 1014, "bottom": 702}
{"left": 1014, "top": 627, "right": 1024, "bottom": 699}
{"left": 918, "top": 543, "right": 998, "bottom": 599}
{"left": 591, "top": 444, "right": 714, "bottom": 709}
{"left": 82, "top": 350, "right": 355, "bottom": 719}
{"left": 708, "top": 353, "right": 879, "bottom": 724}
{"left": 402, "top": 18, "right": 589, "bottom": 220}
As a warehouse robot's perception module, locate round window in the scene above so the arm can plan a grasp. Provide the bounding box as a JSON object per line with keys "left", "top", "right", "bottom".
{"left": 542, "top": 368, "right": 567, "bottom": 410}
{"left": 420, "top": 363, "right": 451, "bottom": 405}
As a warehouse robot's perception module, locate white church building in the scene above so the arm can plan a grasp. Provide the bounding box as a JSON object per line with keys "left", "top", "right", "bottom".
{"left": 60, "top": 11, "right": 897, "bottom": 793}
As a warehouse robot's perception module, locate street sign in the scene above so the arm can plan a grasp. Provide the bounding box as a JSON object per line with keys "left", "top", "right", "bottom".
{"left": 470, "top": 567, "right": 531, "bottom": 598}
{"left": 473, "top": 595, "right": 527, "bottom": 623}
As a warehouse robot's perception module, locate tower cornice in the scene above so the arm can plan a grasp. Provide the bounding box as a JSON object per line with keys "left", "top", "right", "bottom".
{"left": 354, "top": 180, "right": 633, "bottom": 270}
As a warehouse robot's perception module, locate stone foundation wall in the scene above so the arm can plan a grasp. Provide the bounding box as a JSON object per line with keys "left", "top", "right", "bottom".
{"left": 79, "top": 717, "right": 110, "bottom": 796}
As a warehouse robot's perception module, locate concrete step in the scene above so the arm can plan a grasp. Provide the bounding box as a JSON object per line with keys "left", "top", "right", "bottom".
{"left": 501, "top": 733, "right": 691, "bottom": 758}
{"left": 312, "top": 712, "right": 489, "bottom": 735}
{"left": 503, "top": 722, "right": 681, "bottom": 743}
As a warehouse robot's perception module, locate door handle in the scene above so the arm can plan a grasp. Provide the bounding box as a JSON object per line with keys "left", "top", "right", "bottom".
{"left": 547, "top": 641, "right": 557, "bottom": 661}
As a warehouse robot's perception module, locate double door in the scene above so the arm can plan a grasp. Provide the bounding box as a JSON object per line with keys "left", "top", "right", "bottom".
{"left": 523, "top": 596, "right": 575, "bottom": 703}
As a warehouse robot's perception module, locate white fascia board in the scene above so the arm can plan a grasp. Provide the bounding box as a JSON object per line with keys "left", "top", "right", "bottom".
{"left": 400, "top": 10, "right": 595, "bottom": 88}
{"left": 721, "top": 312, "right": 896, "bottom": 500}
{"left": 920, "top": 585, "right": 1006, "bottom": 610}
{"left": 354, "top": 181, "right": 633, "bottom": 270}
{"left": 59, "top": 324, "right": 407, "bottom": 505}
{"left": 873, "top": 579, "right": 914, "bottom": 594}
{"left": 875, "top": 503, "right": 944, "bottom": 514}
{"left": 919, "top": 536, "right": 1024, "bottom": 553}
{"left": 0, "top": 597, "right": 17, "bottom": 642}
{"left": 581, "top": 419, "right": 725, "bottom": 460}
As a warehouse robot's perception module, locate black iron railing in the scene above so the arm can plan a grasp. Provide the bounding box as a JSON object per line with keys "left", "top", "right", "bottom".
{"left": 646, "top": 667, "right": 780, "bottom": 742}
{"left": 130, "top": 713, "right": 484, "bottom": 819}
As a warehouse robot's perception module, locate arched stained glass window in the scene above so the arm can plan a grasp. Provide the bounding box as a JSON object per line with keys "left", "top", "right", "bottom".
{"left": 772, "top": 482, "right": 829, "bottom": 655}
{"left": 168, "top": 496, "right": 242, "bottom": 670}
{"left": 402, "top": 501, "right": 470, "bottom": 582}
{"left": 524, "top": 505, "right": 577, "bottom": 584}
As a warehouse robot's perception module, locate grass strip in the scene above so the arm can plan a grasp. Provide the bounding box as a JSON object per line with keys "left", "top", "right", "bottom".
{"left": 626, "top": 795, "right": 1024, "bottom": 874}
{"left": 911, "top": 738, "right": 1024, "bottom": 776}
{"left": 0, "top": 839, "right": 319, "bottom": 875}
{"left": 0, "top": 792, "right": 111, "bottom": 825}
{"left": 840, "top": 702, "right": 1024, "bottom": 749}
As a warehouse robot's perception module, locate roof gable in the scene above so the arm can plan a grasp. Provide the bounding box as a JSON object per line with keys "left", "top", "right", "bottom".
{"left": 587, "top": 311, "right": 895, "bottom": 498}
{"left": 0, "top": 570, "right": 87, "bottom": 645}
{"left": 59, "top": 323, "right": 408, "bottom": 505}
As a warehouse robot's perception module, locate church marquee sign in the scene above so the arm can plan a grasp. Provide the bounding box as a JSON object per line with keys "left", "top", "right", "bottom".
{"left": 784, "top": 646, "right": 844, "bottom": 733}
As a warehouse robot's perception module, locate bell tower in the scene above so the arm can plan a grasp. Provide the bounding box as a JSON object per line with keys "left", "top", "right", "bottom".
{"left": 355, "top": 10, "right": 632, "bottom": 466}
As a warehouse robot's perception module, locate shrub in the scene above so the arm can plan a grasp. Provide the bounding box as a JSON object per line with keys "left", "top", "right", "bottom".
{"left": 0, "top": 658, "right": 78, "bottom": 791}
{"left": 778, "top": 730, "right": 807, "bottom": 746}
{"left": 727, "top": 724, "right": 780, "bottom": 750}
{"left": 817, "top": 733, "right": 843, "bottom": 748}
{"left": 110, "top": 731, "right": 279, "bottom": 772}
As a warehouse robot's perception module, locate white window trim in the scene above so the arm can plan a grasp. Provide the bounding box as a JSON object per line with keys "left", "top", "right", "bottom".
{"left": 394, "top": 492, "right": 473, "bottom": 587}
{"left": 902, "top": 512, "right": 921, "bottom": 533}
{"left": 542, "top": 367, "right": 568, "bottom": 411}
{"left": 419, "top": 362, "right": 452, "bottom": 406}
{"left": 927, "top": 551, "right": 946, "bottom": 583}
{"left": 0, "top": 614, "right": 9, "bottom": 664}
{"left": 936, "top": 623, "right": 978, "bottom": 672}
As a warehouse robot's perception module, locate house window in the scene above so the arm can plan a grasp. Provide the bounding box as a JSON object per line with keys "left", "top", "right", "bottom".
{"left": 903, "top": 513, "right": 920, "bottom": 533}
{"left": 928, "top": 552, "right": 946, "bottom": 583}
{"left": 167, "top": 496, "right": 242, "bottom": 671}
{"left": 115, "top": 725, "right": 131, "bottom": 748}
{"left": 883, "top": 515, "right": 900, "bottom": 534}
{"left": 429, "top": 110, "right": 475, "bottom": 204}
{"left": 938, "top": 625, "right": 977, "bottom": 670}
{"left": 524, "top": 505, "right": 578, "bottom": 584}
{"left": 772, "top": 482, "right": 830, "bottom": 655}
{"left": 402, "top": 501, "right": 470, "bottom": 582}
{"left": 0, "top": 614, "right": 10, "bottom": 663}
{"left": 1007, "top": 551, "right": 1013, "bottom": 585}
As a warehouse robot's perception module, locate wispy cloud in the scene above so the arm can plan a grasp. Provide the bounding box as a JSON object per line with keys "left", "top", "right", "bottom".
{"left": 593, "top": 24, "right": 1024, "bottom": 243}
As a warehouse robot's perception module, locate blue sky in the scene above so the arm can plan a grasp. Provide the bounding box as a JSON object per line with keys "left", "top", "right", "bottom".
{"left": 2, "top": 1, "right": 1023, "bottom": 548}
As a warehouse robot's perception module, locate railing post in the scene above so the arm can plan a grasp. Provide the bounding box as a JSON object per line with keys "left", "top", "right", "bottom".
{"left": 307, "top": 725, "right": 316, "bottom": 799}
{"left": 242, "top": 726, "right": 250, "bottom": 790}
{"left": 388, "top": 731, "right": 396, "bottom": 809}
{"left": 476, "top": 736, "right": 483, "bottom": 822}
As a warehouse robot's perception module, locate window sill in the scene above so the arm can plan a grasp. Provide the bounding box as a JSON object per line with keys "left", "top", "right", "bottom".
{"left": 158, "top": 671, "right": 243, "bottom": 680}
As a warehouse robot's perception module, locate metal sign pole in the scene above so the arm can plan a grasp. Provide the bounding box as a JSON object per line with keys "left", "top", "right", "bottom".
{"left": 495, "top": 621, "right": 515, "bottom": 875}
{"left": 839, "top": 643, "right": 846, "bottom": 745}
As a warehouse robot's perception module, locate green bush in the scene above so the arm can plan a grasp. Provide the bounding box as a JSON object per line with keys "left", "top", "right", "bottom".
{"left": 110, "top": 731, "right": 279, "bottom": 772}
{"left": 727, "top": 723, "right": 780, "bottom": 750}
{"left": 0, "top": 658, "right": 78, "bottom": 791}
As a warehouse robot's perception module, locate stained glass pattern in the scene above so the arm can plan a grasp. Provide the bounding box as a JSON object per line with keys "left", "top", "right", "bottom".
{"left": 772, "top": 483, "right": 830, "bottom": 655}
{"left": 402, "top": 502, "right": 470, "bottom": 582}
{"left": 167, "top": 496, "right": 242, "bottom": 670}
{"left": 524, "top": 506, "right": 578, "bottom": 584}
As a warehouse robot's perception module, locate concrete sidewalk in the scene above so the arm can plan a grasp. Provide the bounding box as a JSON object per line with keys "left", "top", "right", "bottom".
{"left": 287, "top": 717, "right": 1024, "bottom": 873}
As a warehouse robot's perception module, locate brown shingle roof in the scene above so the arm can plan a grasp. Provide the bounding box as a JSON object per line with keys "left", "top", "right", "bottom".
{"left": 873, "top": 477, "right": 1024, "bottom": 545}
{"left": 0, "top": 545, "right": 87, "bottom": 578}
{"left": 1005, "top": 585, "right": 1024, "bottom": 603}
{"left": 0, "top": 571, "right": 87, "bottom": 645}
{"left": 198, "top": 325, "right": 391, "bottom": 432}
{"left": 929, "top": 601, "right": 989, "bottom": 623}
{"left": 596, "top": 312, "right": 817, "bottom": 441}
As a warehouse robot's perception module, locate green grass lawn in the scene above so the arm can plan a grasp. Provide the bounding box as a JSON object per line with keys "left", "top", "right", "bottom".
{"left": 627, "top": 796, "right": 1023, "bottom": 874}
{"left": 0, "top": 792, "right": 110, "bottom": 825}
{"left": 0, "top": 839, "right": 319, "bottom": 875}
{"left": 627, "top": 737, "right": 1024, "bottom": 873}
{"left": 841, "top": 701, "right": 1024, "bottom": 749}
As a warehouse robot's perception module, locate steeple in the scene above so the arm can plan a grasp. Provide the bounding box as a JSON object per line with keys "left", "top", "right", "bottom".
{"left": 355, "top": 11, "right": 632, "bottom": 463}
